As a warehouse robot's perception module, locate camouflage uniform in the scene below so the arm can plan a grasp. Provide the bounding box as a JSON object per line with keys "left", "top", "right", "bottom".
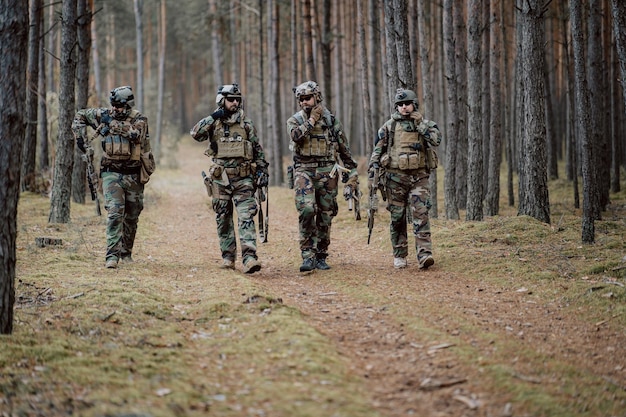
{"left": 190, "top": 85, "right": 268, "bottom": 274}
{"left": 72, "top": 86, "right": 152, "bottom": 268}
{"left": 287, "top": 81, "right": 358, "bottom": 271}
{"left": 370, "top": 91, "right": 441, "bottom": 269}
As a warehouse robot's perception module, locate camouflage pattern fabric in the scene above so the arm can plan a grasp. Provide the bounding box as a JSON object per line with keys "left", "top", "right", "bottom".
{"left": 384, "top": 172, "right": 432, "bottom": 259}
{"left": 211, "top": 176, "right": 258, "bottom": 263}
{"left": 293, "top": 166, "right": 339, "bottom": 260}
{"left": 101, "top": 172, "right": 144, "bottom": 262}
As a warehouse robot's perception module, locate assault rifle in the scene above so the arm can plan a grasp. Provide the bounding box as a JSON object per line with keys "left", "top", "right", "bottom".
{"left": 82, "top": 147, "right": 101, "bottom": 216}
{"left": 256, "top": 182, "right": 269, "bottom": 243}
{"left": 367, "top": 167, "right": 380, "bottom": 244}
{"left": 341, "top": 171, "right": 361, "bottom": 220}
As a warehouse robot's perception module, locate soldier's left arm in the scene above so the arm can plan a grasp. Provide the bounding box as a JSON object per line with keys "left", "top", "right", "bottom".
{"left": 422, "top": 119, "right": 442, "bottom": 147}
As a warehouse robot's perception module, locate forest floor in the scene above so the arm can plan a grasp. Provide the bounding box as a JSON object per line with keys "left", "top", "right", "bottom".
{"left": 3, "top": 140, "right": 626, "bottom": 417}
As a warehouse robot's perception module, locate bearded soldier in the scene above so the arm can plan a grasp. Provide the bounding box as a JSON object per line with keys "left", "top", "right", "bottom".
{"left": 369, "top": 88, "right": 441, "bottom": 269}
{"left": 287, "top": 81, "right": 359, "bottom": 272}
{"left": 190, "top": 84, "right": 268, "bottom": 274}
{"left": 72, "top": 85, "right": 154, "bottom": 269}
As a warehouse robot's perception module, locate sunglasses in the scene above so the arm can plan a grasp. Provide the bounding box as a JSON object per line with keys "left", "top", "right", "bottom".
{"left": 398, "top": 101, "right": 413, "bottom": 107}
{"left": 299, "top": 95, "right": 313, "bottom": 102}
{"left": 225, "top": 96, "right": 240, "bottom": 103}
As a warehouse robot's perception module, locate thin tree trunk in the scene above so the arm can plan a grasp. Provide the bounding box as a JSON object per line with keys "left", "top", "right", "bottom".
{"left": 268, "top": 0, "right": 284, "bottom": 186}
{"left": 418, "top": 0, "right": 437, "bottom": 218}
{"left": 72, "top": 0, "right": 92, "bottom": 205}
{"left": 49, "top": 0, "right": 78, "bottom": 224}
{"left": 466, "top": 0, "right": 483, "bottom": 221}
{"left": 443, "top": 0, "right": 459, "bottom": 220}
{"left": 485, "top": 0, "right": 503, "bottom": 216}
{"left": 357, "top": 0, "right": 373, "bottom": 156}
{"left": 21, "top": 0, "right": 42, "bottom": 193}
{"left": 0, "top": 0, "right": 29, "bottom": 335}
{"left": 133, "top": 0, "right": 144, "bottom": 111}
{"left": 38, "top": 4, "right": 49, "bottom": 172}
{"left": 155, "top": 0, "right": 166, "bottom": 160}
{"left": 571, "top": 0, "right": 596, "bottom": 242}
{"left": 302, "top": 0, "right": 316, "bottom": 80}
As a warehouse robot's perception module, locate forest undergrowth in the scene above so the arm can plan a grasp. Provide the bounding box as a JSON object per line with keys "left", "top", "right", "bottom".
{"left": 2, "top": 141, "right": 625, "bottom": 417}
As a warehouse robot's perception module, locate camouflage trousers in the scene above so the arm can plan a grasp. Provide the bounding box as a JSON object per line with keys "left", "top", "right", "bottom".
{"left": 294, "top": 166, "right": 338, "bottom": 260}
{"left": 101, "top": 171, "right": 144, "bottom": 262}
{"left": 211, "top": 176, "right": 258, "bottom": 263}
{"left": 383, "top": 171, "right": 432, "bottom": 259}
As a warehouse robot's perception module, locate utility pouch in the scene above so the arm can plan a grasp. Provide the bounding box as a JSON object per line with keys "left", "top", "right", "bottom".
{"left": 203, "top": 174, "right": 213, "bottom": 197}
{"left": 426, "top": 147, "right": 438, "bottom": 170}
{"left": 398, "top": 154, "right": 409, "bottom": 170}
{"left": 103, "top": 135, "right": 132, "bottom": 160}
{"left": 380, "top": 153, "right": 390, "bottom": 168}
{"left": 408, "top": 153, "right": 420, "bottom": 169}
{"left": 287, "top": 165, "right": 294, "bottom": 189}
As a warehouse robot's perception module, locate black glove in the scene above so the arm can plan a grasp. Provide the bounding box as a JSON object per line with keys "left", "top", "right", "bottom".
{"left": 256, "top": 168, "right": 269, "bottom": 187}
{"left": 76, "top": 136, "right": 86, "bottom": 153}
{"left": 211, "top": 109, "right": 226, "bottom": 120}
{"left": 100, "top": 111, "right": 112, "bottom": 136}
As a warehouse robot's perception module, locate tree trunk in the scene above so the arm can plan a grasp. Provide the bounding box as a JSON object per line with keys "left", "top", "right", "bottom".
{"left": 613, "top": 0, "right": 626, "bottom": 113}
{"left": 209, "top": 0, "right": 223, "bottom": 87}
{"left": 38, "top": 3, "right": 50, "bottom": 172}
{"left": 321, "top": 0, "right": 332, "bottom": 109}
{"left": 0, "top": 0, "right": 29, "bottom": 335}
{"left": 485, "top": 0, "right": 503, "bottom": 216}
{"left": 302, "top": 0, "right": 316, "bottom": 81}
{"left": 418, "top": 0, "right": 437, "bottom": 218}
{"left": 383, "top": 0, "right": 398, "bottom": 108}
{"left": 517, "top": 0, "right": 550, "bottom": 224}
{"left": 21, "top": 0, "right": 42, "bottom": 193}
{"left": 72, "top": 0, "right": 92, "bottom": 205}
{"left": 268, "top": 0, "right": 284, "bottom": 186}
{"left": 133, "top": 0, "right": 144, "bottom": 111}
{"left": 454, "top": 0, "right": 468, "bottom": 210}
{"left": 443, "top": 0, "right": 459, "bottom": 220}
{"left": 49, "top": 0, "right": 78, "bottom": 224}
{"left": 393, "top": 0, "right": 414, "bottom": 90}
{"left": 155, "top": 0, "right": 166, "bottom": 160}
{"left": 466, "top": 0, "right": 483, "bottom": 221}
{"left": 357, "top": 0, "right": 374, "bottom": 156}
{"left": 571, "top": 0, "right": 596, "bottom": 242}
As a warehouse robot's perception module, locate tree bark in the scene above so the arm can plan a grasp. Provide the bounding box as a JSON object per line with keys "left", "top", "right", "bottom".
{"left": 49, "top": 0, "right": 78, "bottom": 224}
{"left": 517, "top": 0, "right": 550, "bottom": 224}
{"left": 0, "top": 0, "right": 29, "bottom": 334}
{"left": 466, "top": 0, "right": 484, "bottom": 221}
{"left": 571, "top": 0, "right": 596, "bottom": 242}
{"left": 21, "top": 0, "right": 42, "bottom": 193}
{"left": 443, "top": 0, "right": 459, "bottom": 220}
{"left": 133, "top": 0, "right": 144, "bottom": 111}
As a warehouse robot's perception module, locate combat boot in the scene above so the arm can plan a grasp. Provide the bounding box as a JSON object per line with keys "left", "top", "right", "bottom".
{"left": 220, "top": 258, "right": 235, "bottom": 270}
{"left": 299, "top": 257, "right": 316, "bottom": 272}
{"left": 105, "top": 257, "right": 118, "bottom": 269}
{"left": 316, "top": 255, "right": 330, "bottom": 270}
{"left": 121, "top": 254, "right": 134, "bottom": 263}
{"left": 243, "top": 257, "right": 262, "bottom": 274}
{"left": 418, "top": 254, "right": 434, "bottom": 269}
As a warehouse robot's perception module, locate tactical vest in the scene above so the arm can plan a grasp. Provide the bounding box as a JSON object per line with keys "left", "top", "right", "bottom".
{"left": 292, "top": 111, "right": 336, "bottom": 159}
{"left": 387, "top": 120, "right": 427, "bottom": 170}
{"left": 213, "top": 120, "right": 253, "bottom": 160}
{"left": 102, "top": 109, "right": 143, "bottom": 161}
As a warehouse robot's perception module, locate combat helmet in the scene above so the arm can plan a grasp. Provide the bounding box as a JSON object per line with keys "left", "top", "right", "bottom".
{"left": 394, "top": 88, "right": 418, "bottom": 109}
{"left": 216, "top": 83, "right": 243, "bottom": 108}
{"left": 293, "top": 80, "right": 323, "bottom": 103}
{"left": 110, "top": 86, "right": 135, "bottom": 108}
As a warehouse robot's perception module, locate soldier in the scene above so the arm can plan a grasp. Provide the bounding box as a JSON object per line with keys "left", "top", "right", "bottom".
{"left": 72, "top": 85, "right": 154, "bottom": 269}
{"left": 369, "top": 88, "right": 441, "bottom": 269}
{"left": 190, "top": 83, "right": 268, "bottom": 274}
{"left": 287, "top": 81, "right": 359, "bottom": 272}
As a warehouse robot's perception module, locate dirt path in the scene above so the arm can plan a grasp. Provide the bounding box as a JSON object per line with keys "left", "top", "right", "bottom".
{"left": 145, "top": 141, "right": 626, "bottom": 417}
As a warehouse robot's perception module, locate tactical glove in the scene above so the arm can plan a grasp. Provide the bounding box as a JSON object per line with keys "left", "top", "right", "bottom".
{"left": 256, "top": 168, "right": 269, "bottom": 187}
{"left": 76, "top": 136, "right": 86, "bottom": 153}
{"left": 211, "top": 109, "right": 226, "bottom": 120}
{"left": 101, "top": 111, "right": 113, "bottom": 124}
{"left": 309, "top": 104, "right": 323, "bottom": 124}
{"left": 410, "top": 111, "right": 423, "bottom": 124}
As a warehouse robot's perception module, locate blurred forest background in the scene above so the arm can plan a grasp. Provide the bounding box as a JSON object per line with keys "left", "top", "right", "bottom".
{"left": 2, "top": 0, "right": 626, "bottom": 332}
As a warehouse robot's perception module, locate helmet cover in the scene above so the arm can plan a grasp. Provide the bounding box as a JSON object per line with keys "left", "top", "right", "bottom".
{"left": 216, "top": 83, "right": 242, "bottom": 107}
{"left": 110, "top": 85, "right": 135, "bottom": 108}
{"left": 394, "top": 88, "right": 418, "bottom": 109}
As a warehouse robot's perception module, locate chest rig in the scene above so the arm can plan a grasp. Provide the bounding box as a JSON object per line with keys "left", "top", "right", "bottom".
{"left": 293, "top": 111, "right": 336, "bottom": 159}
{"left": 213, "top": 119, "right": 253, "bottom": 160}
{"left": 387, "top": 120, "right": 427, "bottom": 170}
